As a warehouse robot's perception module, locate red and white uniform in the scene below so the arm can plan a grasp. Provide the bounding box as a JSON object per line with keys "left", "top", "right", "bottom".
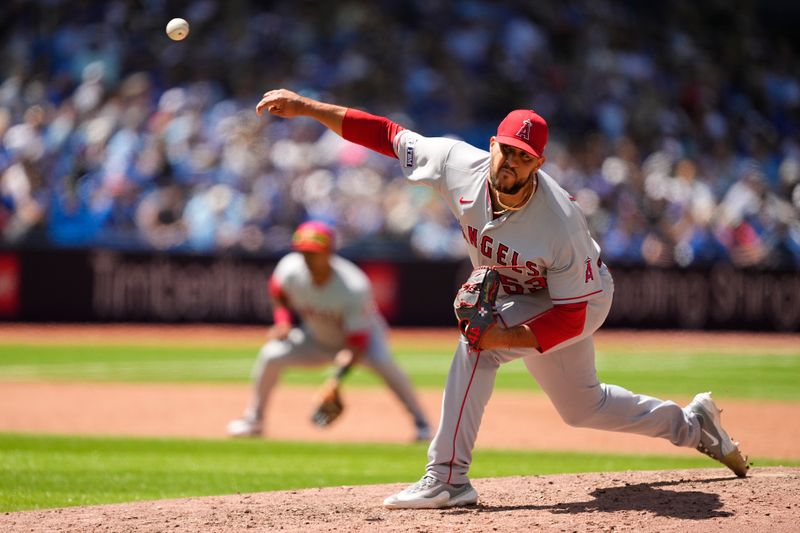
{"left": 246, "top": 252, "right": 429, "bottom": 435}
{"left": 387, "top": 129, "right": 699, "bottom": 484}
{"left": 272, "top": 252, "right": 381, "bottom": 351}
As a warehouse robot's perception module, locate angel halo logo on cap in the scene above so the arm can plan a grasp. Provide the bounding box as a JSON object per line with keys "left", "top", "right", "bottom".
{"left": 495, "top": 109, "right": 548, "bottom": 158}
{"left": 292, "top": 221, "right": 335, "bottom": 253}
{"left": 515, "top": 119, "right": 532, "bottom": 140}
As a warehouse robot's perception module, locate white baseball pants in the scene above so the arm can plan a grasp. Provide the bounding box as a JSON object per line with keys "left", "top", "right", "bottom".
{"left": 426, "top": 267, "right": 701, "bottom": 484}
{"left": 245, "top": 326, "right": 429, "bottom": 431}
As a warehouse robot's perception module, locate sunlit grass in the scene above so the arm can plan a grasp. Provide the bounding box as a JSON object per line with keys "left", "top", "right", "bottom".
{"left": 4, "top": 432, "right": 795, "bottom": 512}
{"left": 1, "top": 342, "right": 798, "bottom": 399}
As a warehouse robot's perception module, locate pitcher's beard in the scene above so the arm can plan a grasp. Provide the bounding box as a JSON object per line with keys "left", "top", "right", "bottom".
{"left": 490, "top": 169, "right": 533, "bottom": 195}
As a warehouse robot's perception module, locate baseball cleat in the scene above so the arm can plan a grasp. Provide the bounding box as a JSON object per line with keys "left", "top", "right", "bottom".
{"left": 687, "top": 392, "right": 749, "bottom": 477}
{"left": 383, "top": 474, "right": 478, "bottom": 509}
{"left": 226, "top": 417, "right": 262, "bottom": 438}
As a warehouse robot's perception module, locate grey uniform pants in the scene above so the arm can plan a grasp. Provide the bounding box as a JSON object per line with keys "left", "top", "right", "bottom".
{"left": 427, "top": 267, "right": 701, "bottom": 484}
{"left": 246, "top": 326, "right": 428, "bottom": 430}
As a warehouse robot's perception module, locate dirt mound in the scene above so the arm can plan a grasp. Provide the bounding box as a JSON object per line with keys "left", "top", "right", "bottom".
{"left": 2, "top": 467, "right": 797, "bottom": 532}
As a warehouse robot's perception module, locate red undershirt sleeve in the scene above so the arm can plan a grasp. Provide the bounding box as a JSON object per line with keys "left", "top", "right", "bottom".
{"left": 345, "top": 331, "right": 369, "bottom": 352}
{"left": 341, "top": 108, "right": 405, "bottom": 159}
{"left": 524, "top": 301, "right": 588, "bottom": 353}
{"left": 268, "top": 275, "right": 284, "bottom": 300}
{"left": 268, "top": 275, "right": 291, "bottom": 326}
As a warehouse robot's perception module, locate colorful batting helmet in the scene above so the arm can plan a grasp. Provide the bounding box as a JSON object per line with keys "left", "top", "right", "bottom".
{"left": 292, "top": 221, "right": 335, "bottom": 253}
{"left": 495, "top": 109, "right": 548, "bottom": 158}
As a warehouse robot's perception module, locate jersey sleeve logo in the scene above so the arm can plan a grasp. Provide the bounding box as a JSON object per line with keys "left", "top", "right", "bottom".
{"left": 516, "top": 119, "right": 532, "bottom": 141}
{"left": 404, "top": 138, "right": 416, "bottom": 168}
{"left": 584, "top": 257, "right": 594, "bottom": 283}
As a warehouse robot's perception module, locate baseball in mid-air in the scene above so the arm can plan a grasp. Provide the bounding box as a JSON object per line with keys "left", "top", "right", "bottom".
{"left": 166, "top": 18, "right": 190, "bottom": 41}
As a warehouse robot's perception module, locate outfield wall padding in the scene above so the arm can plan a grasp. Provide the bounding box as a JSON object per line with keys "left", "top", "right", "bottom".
{"left": 1, "top": 249, "right": 798, "bottom": 331}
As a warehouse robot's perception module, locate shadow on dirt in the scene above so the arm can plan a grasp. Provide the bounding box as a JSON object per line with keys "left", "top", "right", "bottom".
{"left": 469, "top": 476, "right": 739, "bottom": 520}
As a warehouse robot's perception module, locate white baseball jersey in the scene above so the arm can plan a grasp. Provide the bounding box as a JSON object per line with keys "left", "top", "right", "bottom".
{"left": 393, "top": 131, "right": 605, "bottom": 311}
{"left": 243, "top": 250, "right": 430, "bottom": 434}
{"left": 271, "top": 252, "right": 384, "bottom": 350}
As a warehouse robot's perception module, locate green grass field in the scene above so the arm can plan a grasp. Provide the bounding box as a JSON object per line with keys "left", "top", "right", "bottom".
{"left": 3, "top": 433, "right": 796, "bottom": 513}
{"left": 1, "top": 334, "right": 799, "bottom": 512}
{"left": 1, "top": 342, "right": 798, "bottom": 399}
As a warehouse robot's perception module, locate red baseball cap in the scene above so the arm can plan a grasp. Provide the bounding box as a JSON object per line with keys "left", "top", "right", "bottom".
{"left": 292, "top": 221, "right": 335, "bottom": 253}
{"left": 495, "top": 109, "right": 548, "bottom": 158}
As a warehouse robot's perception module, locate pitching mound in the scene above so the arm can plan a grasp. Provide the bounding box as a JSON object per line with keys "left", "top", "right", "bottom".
{"left": 2, "top": 467, "right": 797, "bottom": 532}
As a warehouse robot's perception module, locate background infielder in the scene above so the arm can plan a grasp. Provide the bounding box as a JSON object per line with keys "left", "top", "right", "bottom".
{"left": 255, "top": 89, "right": 749, "bottom": 509}
{"left": 227, "top": 220, "right": 431, "bottom": 442}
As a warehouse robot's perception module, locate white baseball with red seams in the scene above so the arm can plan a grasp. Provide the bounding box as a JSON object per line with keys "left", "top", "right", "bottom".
{"left": 165, "top": 18, "right": 189, "bottom": 41}
{"left": 392, "top": 130, "right": 701, "bottom": 485}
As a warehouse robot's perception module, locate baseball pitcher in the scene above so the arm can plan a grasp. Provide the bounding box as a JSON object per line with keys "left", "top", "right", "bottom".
{"left": 255, "top": 89, "right": 748, "bottom": 509}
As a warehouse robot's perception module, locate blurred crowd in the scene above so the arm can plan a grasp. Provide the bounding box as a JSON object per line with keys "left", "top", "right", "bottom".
{"left": 1, "top": 0, "right": 799, "bottom": 267}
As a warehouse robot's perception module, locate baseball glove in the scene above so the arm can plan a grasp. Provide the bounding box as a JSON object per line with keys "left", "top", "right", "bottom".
{"left": 311, "top": 381, "right": 344, "bottom": 427}
{"left": 453, "top": 266, "right": 500, "bottom": 349}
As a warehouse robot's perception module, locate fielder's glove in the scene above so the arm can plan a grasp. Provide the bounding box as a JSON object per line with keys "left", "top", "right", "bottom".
{"left": 453, "top": 266, "right": 500, "bottom": 349}
{"left": 310, "top": 379, "right": 344, "bottom": 427}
